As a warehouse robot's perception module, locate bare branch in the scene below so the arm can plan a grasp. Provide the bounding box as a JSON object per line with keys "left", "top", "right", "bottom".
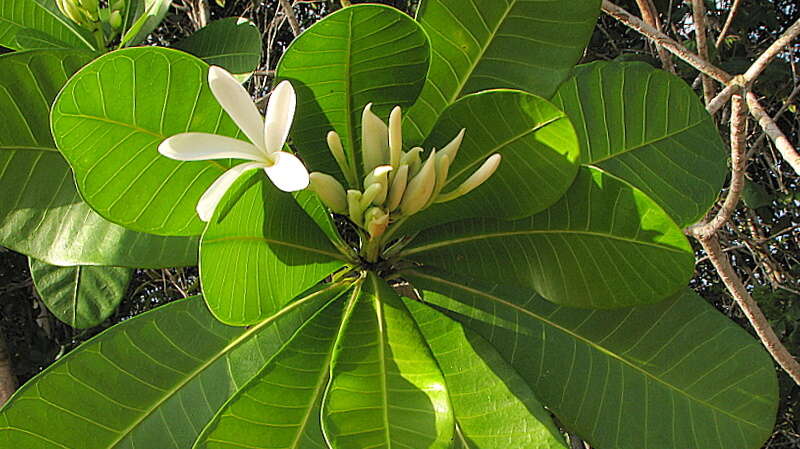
{"left": 747, "top": 91, "right": 800, "bottom": 176}
{"left": 279, "top": 0, "right": 301, "bottom": 36}
{"left": 715, "top": 0, "right": 742, "bottom": 48}
{"left": 687, "top": 0, "right": 716, "bottom": 104}
{"left": 601, "top": 1, "right": 732, "bottom": 84}
{"left": 635, "top": 0, "right": 675, "bottom": 72}
{"left": 698, "top": 235, "right": 800, "bottom": 385}
{"left": 0, "top": 334, "right": 16, "bottom": 406}
{"left": 687, "top": 92, "right": 747, "bottom": 238}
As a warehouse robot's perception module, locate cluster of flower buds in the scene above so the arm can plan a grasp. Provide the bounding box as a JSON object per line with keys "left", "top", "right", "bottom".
{"left": 309, "top": 104, "right": 501, "bottom": 240}
{"left": 56, "top": 0, "right": 124, "bottom": 32}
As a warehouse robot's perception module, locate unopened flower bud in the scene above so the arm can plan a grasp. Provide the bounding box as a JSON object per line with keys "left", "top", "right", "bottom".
{"left": 327, "top": 131, "right": 354, "bottom": 184}
{"left": 400, "top": 147, "right": 422, "bottom": 176}
{"left": 347, "top": 190, "right": 364, "bottom": 227}
{"left": 58, "top": 0, "right": 85, "bottom": 25}
{"left": 361, "top": 103, "right": 389, "bottom": 174}
{"left": 400, "top": 150, "right": 437, "bottom": 216}
{"left": 385, "top": 164, "right": 408, "bottom": 211}
{"left": 389, "top": 106, "right": 402, "bottom": 169}
{"left": 365, "top": 207, "right": 389, "bottom": 238}
{"left": 439, "top": 128, "right": 465, "bottom": 164}
{"left": 360, "top": 183, "right": 383, "bottom": 210}
{"left": 309, "top": 172, "right": 347, "bottom": 214}
{"left": 425, "top": 154, "right": 450, "bottom": 208}
{"left": 363, "top": 165, "right": 392, "bottom": 206}
{"left": 109, "top": 10, "right": 122, "bottom": 29}
{"left": 436, "top": 154, "right": 502, "bottom": 203}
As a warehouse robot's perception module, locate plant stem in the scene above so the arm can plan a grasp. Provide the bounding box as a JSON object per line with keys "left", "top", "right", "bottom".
{"left": 364, "top": 237, "right": 381, "bottom": 263}
{"left": 92, "top": 26, "right": 106, "bottom": 52}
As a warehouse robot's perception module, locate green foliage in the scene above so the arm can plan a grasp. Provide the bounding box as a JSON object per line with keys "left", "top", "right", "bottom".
{"left": 0, "top": 0, "right": 94, "bottom": 50}
{"left": 173, "top": 17, "right": 263, "bottom": 80}
{"left": 29, "top": 258, "right": 132, "bottom": 328}
{"left": 0, "top": 1, "right": 780, "bottom": 448}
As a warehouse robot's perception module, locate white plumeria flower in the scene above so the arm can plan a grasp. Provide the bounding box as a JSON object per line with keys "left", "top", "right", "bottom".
{"left": 159, "top": 66, "right": 309, "bottom": 222}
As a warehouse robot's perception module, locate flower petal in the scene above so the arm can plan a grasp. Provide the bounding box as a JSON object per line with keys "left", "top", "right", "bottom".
{"left": 196, "top": 162, "right": 267, "bottom": 222}
{"left": 264, "top": 151, "right": 310, "bottom": 192}
{"left": 208, "top": 66, "right": 266, "bottom": 150}
{"left": 264, "top": 80, "right": 296, "bottom": 154}
{"left": 159, "top": 133, "right": 266, "bottom": 162}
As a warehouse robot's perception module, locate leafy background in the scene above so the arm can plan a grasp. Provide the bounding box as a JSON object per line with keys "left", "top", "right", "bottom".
{"left": 1, "top": 0, "right": 799, "bottom": 447}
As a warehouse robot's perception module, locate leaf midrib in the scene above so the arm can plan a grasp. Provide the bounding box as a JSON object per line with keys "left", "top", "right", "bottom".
{"left": 401, "top": 229, "right": 688, "bottom": 257}
{"left": 106, "top": 284, "right": 344, "bottom": 449}
{"left": 407, "top": 270, "right": 768, "bottom": 431}
{"left": 587, "top": 117, "right": 709, "bottom": 165}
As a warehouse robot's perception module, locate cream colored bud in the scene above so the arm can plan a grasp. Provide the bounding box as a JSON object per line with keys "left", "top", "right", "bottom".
{"left": 439, "top": 128, "right": 465, "bottom": 164}
{"left": 436, "top": 154, "right": 502, "bottom": 203}
{"left": 385, "top": 164, "right": 408, "bottom": 211}
{"left": 59, "top": 0, "right": 85, "bottom": 24}
{"left": 361, "top": 103, "right": 389, "bottom": 174}
{"left": 425, "top": 154, "right": 450, "bottom": 209}
{"left": 347, "top": 190, "right": 364, "bottom": 227}
{"left": 400, "top": 150, "right": 437, "bottom": 216}
{"left": 360, "top": 183, "right": 383, "bottom": 210}
{"left": 365, "top": 207, "right": 389, "bottom": 238}
{"left": 364, "top": 165, "right": 392, "bottom": 206}
{"left": 389, "top": 106, "right": 402, "bottom": 169}
{"left": 309, "top": 172, "right": 347, "bottom": 214}
{"left": 326, "top": 131, "right": 355, "bottom": 184}
{"left": 400, "top": 147, "right": 423, "bottom": 176}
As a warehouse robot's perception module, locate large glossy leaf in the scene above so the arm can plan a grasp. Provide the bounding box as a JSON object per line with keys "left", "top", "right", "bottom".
{"left": 406, "top": 298, "right": 567, "bottom": 449}
{"left": 0, "top": 0, "right": 94, "bottom": 50}
{"left": 276, "top": 4, "right": 429, "bottom": 183}
{"left": 403, "top": 166, "right": 694, "bottom": 308}
{"left": 200, "top": 171, "right": 348, "bottom": 326}
{"left": 0, "top": 283, "right": 351, "bottom": 449}
{"left": 396, "top": 89, "right": 580, "bottom": 235}
{"left": 0, "top": 49, "right": 198, "bottom": 267}
{"left": 322, "top": 273, "right": 454, "bottom": 449}
{"left": 404, "top": 268, "right": 778, "bottom": 449}
{"left": 29, "top": 258, "right": 132, "bottom": 328}
{"left": 551, "top": 61, "right": 728, "bottom": 227}
{"left": 120, "top": 0, "right": 171, "bottom": 46}
{"left": 174, "top": 17, "right": 262, "bottom": 80}
{"left": 404, "top": 0, "right": 601, "bottom": 144}
{"left": 52, "top": 46, "right": 246, "bottom": 236}
{"left": 194, "top": 289, "right": 351, "bottom": 449}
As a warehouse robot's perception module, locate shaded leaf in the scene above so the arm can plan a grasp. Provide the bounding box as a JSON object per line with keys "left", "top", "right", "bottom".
{"left": 551, "top": 61, "right": 728, "bottom": 227}
{"left": 276, "top": 4, "right": 429, "bottom": 183}
{"left": 322, "top": 273, "right": 454, "bottom": 449}
{"left": 199, "top": 171, "right": 348, "bottom": 326}
{"left": 14, "top": 27, "right": 71, "bottom": 49}
{"left": 403, "top": 166, "right": 694, "bottom": 308}
{"left": 404, "top": 0, "right": 601, "bottom": 144}
{"left": 0, "top": 49, "right": 198, "bottom": 267}
{"left": 174, "top": 17, "right": 262, "bottom": 80}
{"left": 120, "top": 0, "right": 171, "bottom": 46}
{"left": 406, "top": 297, "right": 568, "bottom": 449}
{"left": 29, "top": 258, "right": 132, "bottom": 328}
{"left": 52, "top": 46, "right": 246, "bottom": 236}
{"left": 0, "top": 0, "right": 94, "bottom": 50}
{"left": 404, "top": 268, "right": 778, "bottom": 449}
{"left": 0, "top": 283, "right": 351, "bottom": 449}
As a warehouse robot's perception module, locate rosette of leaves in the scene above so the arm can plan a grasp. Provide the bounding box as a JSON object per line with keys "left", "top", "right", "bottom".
{"left": 0, "top": 2, "right": 778, "bottom": 449}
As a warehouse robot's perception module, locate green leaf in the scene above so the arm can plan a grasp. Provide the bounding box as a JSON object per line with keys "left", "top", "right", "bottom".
{"left": 0, "top": 49, "right": 198, "bottom": 267}
{"left": 293, "top": 189, "right": 355, "bottom": 259}
{"left": 404, "top": 0, "right": 601, "bottom": 144}
{"left": 276, "top": 4, "right": 430, "bottom": 183}
{"left": 405, "top": 298, "right": 568, "bottom": 449}
{"left": 200, "top": 171, "right": 348, "bottom": 326}
{"left": 397, "top": 89, "right": 580, "bottom": 235}
{"left": 322, "top": 273, "right": 454, "bottom": 449}
{"left": 0, "top": 283, "right": 351, "bottom": 449}
{"left": 29, "top": 258, "right": 132, "bottom": 329}
{"left": 174, "top": 17, "right": 263, "bottom": 81}
{"left": 0, "top": 0, "right": 94, "bottom": 50}
{"left": 402, "top": 166, "right": 694, "bottom": 308}
{"left": 404, "top": 268, "right": 778, "bottom": 449}
{"left": 194, "top": 289, "right": 351, "bottom": 449}
{"left": 52, "top": 46, "right": 246, "bottom": 236}
{"left": 551, "top": 61, "right": 729, "bottom": 227}
{"left": 120, "top": 0, "right": 171, "bottom": 46}
{"left": 742, "top": 180, "right": 772, "bottom": 209}
{"left": 14, "top": 27, "right": 71, "bottom": 49}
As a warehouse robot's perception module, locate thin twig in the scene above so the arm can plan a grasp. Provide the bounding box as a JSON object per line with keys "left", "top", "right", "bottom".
{"left": 635, "top": 0, "right": 675, "bottom": 72}
{"left": 749, "top": 83, "right": 800, "bottom": 157}
{"left": 715, "top": 0, "right": 742, "bottom": 48}
{"left": 687, "top": 0, "right": 716, "bottom": 104}
{"left": 278, "top": 0, "right": 301, "bottom": 36}
{"left": 747, "top": 91, "right": 800, "bottom": 176}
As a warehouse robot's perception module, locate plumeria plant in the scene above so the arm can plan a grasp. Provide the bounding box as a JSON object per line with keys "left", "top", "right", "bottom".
{"left": 0, "top": 1, "right": 780, "bottom": 449}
